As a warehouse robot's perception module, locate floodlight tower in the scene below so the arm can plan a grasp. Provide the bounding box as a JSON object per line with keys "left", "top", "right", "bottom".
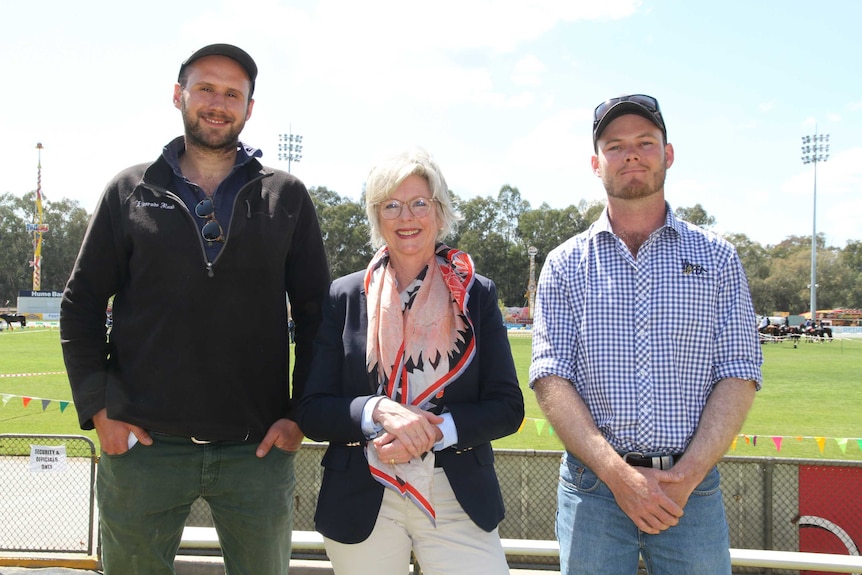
{"left": 800, "top": 128, "right": 829, "bottom": 323}
{"left": 278, "top": 127, "right": 303, "bottom": 173}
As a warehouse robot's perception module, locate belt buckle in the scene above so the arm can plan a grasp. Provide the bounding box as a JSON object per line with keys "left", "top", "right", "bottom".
{"left": 654, "top": 455, "right": 675, "bottom": 470}
{"left": 191, "top": 436, "right": 213, "bottom": 445}
{"left": 622, "top": 451, "right": 676, "bottom": 470}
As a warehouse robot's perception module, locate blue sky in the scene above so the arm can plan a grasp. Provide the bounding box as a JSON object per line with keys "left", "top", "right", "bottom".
{"left": 2, "top": 0, "right": 860, "bottom": 249}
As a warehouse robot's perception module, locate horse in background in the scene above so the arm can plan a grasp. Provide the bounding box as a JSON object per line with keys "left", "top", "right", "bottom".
{"left": 0, "top": 313, "right": 27, "bottom": 330}
{"left": 803, "top": 322, "right": 833, "bottom": 342}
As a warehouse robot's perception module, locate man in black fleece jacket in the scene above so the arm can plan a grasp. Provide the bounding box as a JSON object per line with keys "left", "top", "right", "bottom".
{"left": 60, "top": 43, "right": 329, "bottom": 574}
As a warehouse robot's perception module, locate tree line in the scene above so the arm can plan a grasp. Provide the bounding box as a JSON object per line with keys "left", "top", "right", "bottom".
{"left": 2, "top": 187, "right": 861, "bottom": 316}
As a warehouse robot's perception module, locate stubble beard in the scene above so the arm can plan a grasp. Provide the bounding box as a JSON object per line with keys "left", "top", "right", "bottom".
{"left": 603, "top": 162, "right": 667, "bottom": 201}
{"left": 181, "top": 101, "right": 246, "bottom": 153}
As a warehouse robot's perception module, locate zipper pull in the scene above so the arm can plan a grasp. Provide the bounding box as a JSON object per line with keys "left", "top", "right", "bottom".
{"left": 206, "top": 262, "right": 214, "bottom": 278}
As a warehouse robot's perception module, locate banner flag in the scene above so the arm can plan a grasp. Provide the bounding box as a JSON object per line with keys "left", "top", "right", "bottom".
{"left": 772, "top": 436, "right": 783, "bottom": 452}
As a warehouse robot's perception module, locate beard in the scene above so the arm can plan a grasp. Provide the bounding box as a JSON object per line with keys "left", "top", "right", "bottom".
{"left": 602, "top": 162, "right": 667, "bottom": 201}
{"left": 181, "top": 100, "right": 247, "bottom": 152}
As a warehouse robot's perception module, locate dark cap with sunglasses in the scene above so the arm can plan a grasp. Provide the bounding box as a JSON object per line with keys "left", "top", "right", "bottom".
{"left": 178, "top": 43, "right": 258, "bottom": 98}
{"left": 592, "top": 94, "right": 666, "bottom": 151}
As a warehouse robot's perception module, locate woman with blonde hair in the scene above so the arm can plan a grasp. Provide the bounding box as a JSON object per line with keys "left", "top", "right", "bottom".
{"left": 298, "top": 147, "right": 524, "bottom": 574}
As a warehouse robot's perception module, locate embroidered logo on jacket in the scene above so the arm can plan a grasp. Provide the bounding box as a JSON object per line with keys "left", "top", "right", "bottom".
{"left": 135, "top": 200, "right": 175, "bottom": 210}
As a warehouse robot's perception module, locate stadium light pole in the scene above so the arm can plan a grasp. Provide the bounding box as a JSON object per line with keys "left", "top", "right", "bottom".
{"left": 278, "top": 127, "right": 303, "bottom": 173}
{"left": 800, "top": 128, "right": 829, "bottom": 324}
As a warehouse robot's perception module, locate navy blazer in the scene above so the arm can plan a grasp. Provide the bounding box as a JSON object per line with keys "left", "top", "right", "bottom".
{"left": 297, "top": 269, "right": 524, "bottom": 544}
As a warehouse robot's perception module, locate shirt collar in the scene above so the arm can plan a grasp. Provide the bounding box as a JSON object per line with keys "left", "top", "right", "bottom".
{"left": 590, "top": 201, "right": 681, "bottom": 240}
{"left": 162, "top": 136, "right": 263, "bottom": 179}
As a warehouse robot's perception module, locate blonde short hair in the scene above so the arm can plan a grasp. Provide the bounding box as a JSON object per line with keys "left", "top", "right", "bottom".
{"left": 364, "top": 147, "right": 461, "bottom": 249}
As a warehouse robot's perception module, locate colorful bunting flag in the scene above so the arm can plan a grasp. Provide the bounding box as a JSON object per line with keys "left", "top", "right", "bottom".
{"left": 1, "top": 389, "right": 860, "bottom": 458}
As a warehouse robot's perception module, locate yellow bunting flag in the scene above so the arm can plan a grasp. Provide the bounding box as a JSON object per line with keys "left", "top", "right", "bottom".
{"left": 815, "top": 437, "right": 826, "bottom": 453}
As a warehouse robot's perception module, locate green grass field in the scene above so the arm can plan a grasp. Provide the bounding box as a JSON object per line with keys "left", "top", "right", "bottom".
{"left": 2, "top": 327, "right": 861, "bottom": 460}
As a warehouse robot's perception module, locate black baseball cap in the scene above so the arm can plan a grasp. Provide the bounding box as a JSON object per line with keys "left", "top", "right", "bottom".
{"left": 592, "top": 94, "right": 666, "bottom": 151}
{"left": 178, "top": 43, "right": 258, "bottom": 97}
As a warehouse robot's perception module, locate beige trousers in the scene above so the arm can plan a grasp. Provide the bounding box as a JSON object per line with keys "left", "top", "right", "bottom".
{"left": 323, "top": 468, "right": 509, "bottom": 575}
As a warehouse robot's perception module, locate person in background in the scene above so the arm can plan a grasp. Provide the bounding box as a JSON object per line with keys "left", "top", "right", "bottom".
{"left": 530, "top": 94, "right": 763, "bottom": 575}
{"left": 60, "top": 43, "right": 329, "bottom": 574}
{"left": 297, "top": 147, "right": 524, "bottom": 575}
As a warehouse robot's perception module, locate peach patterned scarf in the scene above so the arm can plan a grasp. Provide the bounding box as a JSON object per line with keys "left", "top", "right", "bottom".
{"left": 364, "top": 243, "right": 476, "bottom": 524}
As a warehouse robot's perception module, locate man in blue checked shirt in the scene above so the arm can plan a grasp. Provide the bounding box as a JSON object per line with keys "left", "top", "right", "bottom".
{"left": 529, "top": 94, "right": 763, "bottom": 575}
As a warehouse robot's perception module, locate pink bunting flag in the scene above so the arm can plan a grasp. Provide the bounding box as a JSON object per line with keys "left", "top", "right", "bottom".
{"left": 772, "top": 436, "right": 783, "bottom": 452}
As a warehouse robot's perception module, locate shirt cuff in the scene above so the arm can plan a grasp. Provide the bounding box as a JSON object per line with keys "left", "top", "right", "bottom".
{"left": 433, "top": 412, "right": 458, "bottom": 451}
{"left": 361, "top": 396, "right": 386, "bottom": 439}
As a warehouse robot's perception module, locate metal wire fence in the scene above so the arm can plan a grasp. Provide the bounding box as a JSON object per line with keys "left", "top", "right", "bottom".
{"left": 0, "top": 434, "right": 97, "bottom": 556}
{"left": 2, "top": 435, "right": 860, "bottom": 575}
{"left": 193, "top": 444, "right": 862, "bottom": 573}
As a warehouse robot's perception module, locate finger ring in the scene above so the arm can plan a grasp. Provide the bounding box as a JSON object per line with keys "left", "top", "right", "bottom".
{"left": 390, "top": 458, "right": 396, "bottom": 465}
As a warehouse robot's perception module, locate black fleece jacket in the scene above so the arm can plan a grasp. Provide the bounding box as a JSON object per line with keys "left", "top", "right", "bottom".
{"left": 60, "top": 150, "right": 329, "bottom": 442}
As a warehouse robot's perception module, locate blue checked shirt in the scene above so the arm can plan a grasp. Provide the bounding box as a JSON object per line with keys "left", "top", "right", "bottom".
{"left": 529, "top": 205, "right": 763, "bottom": 454}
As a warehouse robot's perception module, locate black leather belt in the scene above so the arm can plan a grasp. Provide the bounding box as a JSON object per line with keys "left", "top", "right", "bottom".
{"left": 621, "top": 452, "right": 683, "bottom": 470}
{"left": 152, "top": 432, "right": 252, "bottom": 445}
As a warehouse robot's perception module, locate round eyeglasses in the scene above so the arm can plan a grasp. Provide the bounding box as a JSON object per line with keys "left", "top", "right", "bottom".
{"left": 195, "top": 197, "right": 224, "bottom": 243}
{"left": 377, "top": 197, "right": 437, "bottom": 220}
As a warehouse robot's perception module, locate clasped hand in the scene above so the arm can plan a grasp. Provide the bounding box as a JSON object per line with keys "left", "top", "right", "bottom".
{"left": 612, "top": 466, "right": 693, "bottom": 535}
{"left": 371, "top": 398, "right": 444, "bottom": 464}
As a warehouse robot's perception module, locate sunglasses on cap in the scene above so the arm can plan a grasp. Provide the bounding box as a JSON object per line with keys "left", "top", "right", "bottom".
{"left": 592, "top": 94, "right": 666, "bottom": 150}
{"left": 594, "top": 94, "right": 660, "bottom": 123}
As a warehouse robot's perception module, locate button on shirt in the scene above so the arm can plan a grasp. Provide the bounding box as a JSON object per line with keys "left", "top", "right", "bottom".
{"left": 529, "top": 205, "right": 762, "bottom": 454}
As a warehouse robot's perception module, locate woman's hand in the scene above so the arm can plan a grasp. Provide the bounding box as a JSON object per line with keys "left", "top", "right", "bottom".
{"left": 371, "top": 398, "right": 443, "bottom": 460}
